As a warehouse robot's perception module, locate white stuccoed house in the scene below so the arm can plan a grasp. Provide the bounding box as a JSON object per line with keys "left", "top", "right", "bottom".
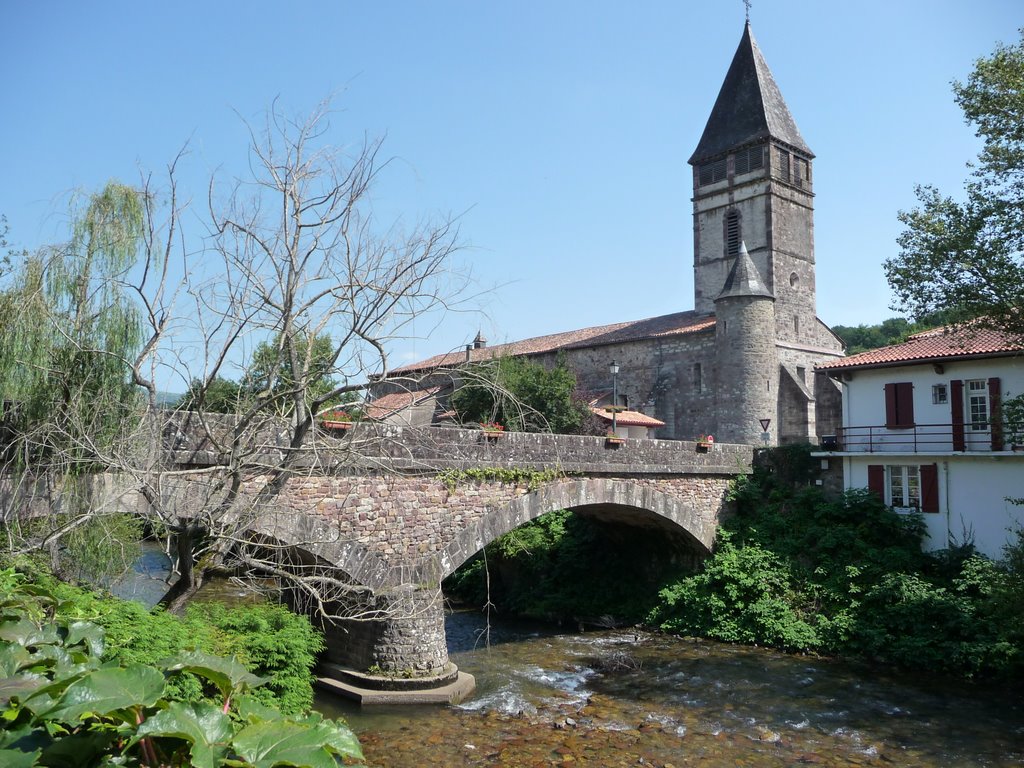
{"left": 816, "top": 324, "right": 1024, "bottom": 559}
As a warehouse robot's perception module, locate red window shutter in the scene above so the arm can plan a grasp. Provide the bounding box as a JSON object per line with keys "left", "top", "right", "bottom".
{"left": 950, "top": 379, "right": 965, "bottom": 451}
{"left": 896, "top": 382, "right": 914, "bottom": 428}
{"left": 867, "top": 465, "right": 885, "bottom": 502}
{"left": 920, "top": 463, "right": 939, "bottom": 513}
{"left": 885, "top": 382, "right": 914, "bottom": 428}
{"left": 884, "top": 384, "right": 898, "bottom": 428}
{"left": 989, "top": 377, "right": 1004, "bottom": 451}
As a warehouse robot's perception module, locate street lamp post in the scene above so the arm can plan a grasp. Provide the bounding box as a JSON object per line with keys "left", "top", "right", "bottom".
{"left": 609, "top": 360, "right": 620, "bottom": 435}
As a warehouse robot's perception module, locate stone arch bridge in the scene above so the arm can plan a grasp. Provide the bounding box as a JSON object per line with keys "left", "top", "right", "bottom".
{"left": 214, "top": 426, "right": 753, "bottom": 701}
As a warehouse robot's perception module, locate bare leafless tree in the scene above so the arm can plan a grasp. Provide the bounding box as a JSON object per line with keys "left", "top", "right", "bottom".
{"left": 1, "top": 99, "right": 469, "bottom": 618}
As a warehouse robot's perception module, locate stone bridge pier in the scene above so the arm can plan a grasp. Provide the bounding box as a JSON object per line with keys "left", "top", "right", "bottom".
{"left": 243, "top": 426, "right": 753, "bottom": 704}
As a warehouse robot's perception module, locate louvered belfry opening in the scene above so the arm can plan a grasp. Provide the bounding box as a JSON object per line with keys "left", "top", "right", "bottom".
{"left": 725, "top": 209, "right": 741, "bottom": 257}
{"left": 733, "top": 144, "right": 764, "bottom": 175}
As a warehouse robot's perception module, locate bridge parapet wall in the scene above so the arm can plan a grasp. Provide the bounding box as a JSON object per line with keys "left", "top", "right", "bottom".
{"left": 336, "top": 425, "right": 752, "bottom": 476}
{"left": 162, "top": 413, "right": 752, "bottom": 476}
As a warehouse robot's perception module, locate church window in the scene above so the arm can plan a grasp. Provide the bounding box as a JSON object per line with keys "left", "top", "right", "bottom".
{"left": 797, "top": 366, "right": 806, "bottom": 383}
{"left": 693, "top": 363, "right": 703, "bottom": 393}
{"left": 777, "top": 149, "right": 791, "bottom": 182}
{"left": 725, "top": 210, "right": 741, "bottom": 256}
{"left": 793, "top": 315, "right": 800, "bottom": 336}
{"left": 793, "top": 156, "right": 810, "bottom": 188}
{"left": 734, "top": 145, "right": 764, "bottom": 175}
{"left": 699, "top": 157, "right": 727, "bottom": 186}
{"left": 789, "top": 271, "right": 799, "bottom": 287}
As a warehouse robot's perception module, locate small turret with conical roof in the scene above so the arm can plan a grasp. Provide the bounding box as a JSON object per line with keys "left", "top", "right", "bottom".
{"left": 714, "top": 241, "right": 778, "bottom": 445}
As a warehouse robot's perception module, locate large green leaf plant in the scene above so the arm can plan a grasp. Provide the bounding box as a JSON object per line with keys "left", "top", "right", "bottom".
{"left": 0, "top": 570, "right": 364, "bottom": 767}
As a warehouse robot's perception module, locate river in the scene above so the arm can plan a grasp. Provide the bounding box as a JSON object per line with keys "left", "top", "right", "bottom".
{"left": 112, "top": 549, "right": 1024, "bottom": 767}
{"left": 318, "top": 610, "right": 1024, "bottom": 768}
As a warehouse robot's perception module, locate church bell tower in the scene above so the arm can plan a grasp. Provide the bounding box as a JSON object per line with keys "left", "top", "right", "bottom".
{"left": 689, "top": 21, "right": 817, "bottom": 348}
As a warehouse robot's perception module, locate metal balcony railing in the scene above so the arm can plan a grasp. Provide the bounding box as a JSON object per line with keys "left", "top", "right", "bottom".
{"left": 828, "top": 422, "right": 1018, "bottom": 453}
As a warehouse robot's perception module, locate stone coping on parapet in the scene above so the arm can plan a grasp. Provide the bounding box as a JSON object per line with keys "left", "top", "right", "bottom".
{"left": 165, "top": 421, "right": 754, "bottom": 477}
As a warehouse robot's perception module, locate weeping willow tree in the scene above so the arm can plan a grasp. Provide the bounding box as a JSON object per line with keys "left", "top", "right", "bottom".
{"left": 0, "top": 183, "right": 149, "bottom": 576}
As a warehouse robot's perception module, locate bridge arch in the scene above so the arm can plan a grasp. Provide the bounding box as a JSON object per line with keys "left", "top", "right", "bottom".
{"left": 434, "top": 477, "right": 718, "bottom": 582}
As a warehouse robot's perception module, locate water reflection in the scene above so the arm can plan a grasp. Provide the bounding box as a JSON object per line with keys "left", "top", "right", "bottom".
{"left": 107, "top": 544, "right": 172, "bottom": 606}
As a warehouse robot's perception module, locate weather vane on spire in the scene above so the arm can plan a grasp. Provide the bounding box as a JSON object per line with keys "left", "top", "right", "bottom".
{"left": 744, "top": 0, "right": 751, "bottom": 22}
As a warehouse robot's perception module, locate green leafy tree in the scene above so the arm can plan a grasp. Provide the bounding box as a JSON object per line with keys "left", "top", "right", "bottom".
{"left": 885, "top": 29, "right": 1024, "bottom": 342}
{"left": 0, "top": 184, "right": 146, "bottom": 466}
{"left": 451, "top": 355, "right": 600, "bottom": 434}
{"left": 175, "top": 376, "right": 247, "bottom": 414}
{"left": 244, "top": 331, "right": 338, "bottom": 416}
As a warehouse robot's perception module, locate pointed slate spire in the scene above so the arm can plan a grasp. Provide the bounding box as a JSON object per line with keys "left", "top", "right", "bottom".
{"left": 717, "top": 241, "right": 773, "bottom": 300}
{"left": 689, "top": 22, "right": 812, "bottom": 165}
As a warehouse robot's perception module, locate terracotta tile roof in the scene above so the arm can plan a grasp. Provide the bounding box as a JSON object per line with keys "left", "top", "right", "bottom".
{"left": 590, "top": 407, "right": 666, "bottom": 428}
{"left": 364, "top": 386, "right": 442, "bottom": 420}
{"left": 393, "top": 311, "right": 715, "bottom": 374}
{"left": 817, "top": 324, "right": 1022, "bottom": 372}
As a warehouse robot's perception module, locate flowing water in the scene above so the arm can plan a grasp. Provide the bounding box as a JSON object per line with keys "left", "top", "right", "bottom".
{"left": 319, "top": 611, "right": 1024, "bottom": 768}
{"left": 112, "top": 548, "right": 1024, "bottom": 766}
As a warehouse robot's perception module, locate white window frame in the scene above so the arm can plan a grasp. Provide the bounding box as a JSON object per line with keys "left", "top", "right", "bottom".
{"left": 966, "top": 379, "right": 989, "bottom": 432}
{"left": 886, "top": 465, "right": 920, "bottom": 511}
{"left": 931, "top": 383, "right": 947, "bottom": 405}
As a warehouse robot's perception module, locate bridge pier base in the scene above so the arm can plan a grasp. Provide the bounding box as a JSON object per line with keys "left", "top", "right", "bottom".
{"left": 315, "top": 584, "right": 475, "bottom": 705}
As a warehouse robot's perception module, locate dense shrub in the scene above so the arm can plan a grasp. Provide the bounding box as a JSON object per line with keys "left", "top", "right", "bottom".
{"left": 192, "top": 601, "right": 325, "bottom": 715}
{"left": 0, "top": 567, "right": 364, "bottom": 767}
{"left": 12, "top": 561, "right": 324, "bottom": 713}
{"left": 651, "top": 532, "right": 820, "bottom": 650}
{"left": 648, "top": 447, "right": 1024, "bottom": 677}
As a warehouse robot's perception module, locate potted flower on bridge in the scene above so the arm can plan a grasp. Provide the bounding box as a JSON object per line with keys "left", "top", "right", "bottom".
{"left": 696, "top": 434, "right": 714, "bottom": 452}
{"left": 605, "top": 430, "right": 627, "bottom": 447}
{"left": 320, "top": 409, "right": 355, "bottom": 431}
{"left": 480, "top": 421, "right": 505, "bottom": 440}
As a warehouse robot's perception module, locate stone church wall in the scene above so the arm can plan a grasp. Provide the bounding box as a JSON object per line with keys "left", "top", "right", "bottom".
{"left": 536, "top": 330, "right": 719, "bottom": 441}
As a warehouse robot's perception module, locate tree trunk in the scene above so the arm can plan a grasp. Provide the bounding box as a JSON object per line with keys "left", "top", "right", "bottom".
{"left": 157, "top": 523, "right": 222, "bottom": 613}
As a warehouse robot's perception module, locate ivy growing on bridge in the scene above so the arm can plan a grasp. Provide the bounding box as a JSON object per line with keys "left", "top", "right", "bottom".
{"left": 437, "top": 467, "right": 568, "bottom": 493}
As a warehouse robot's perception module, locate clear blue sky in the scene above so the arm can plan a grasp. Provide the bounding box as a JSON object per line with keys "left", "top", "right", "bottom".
{"left": 2, "top": 1, "right": 1021, "bottom": 383}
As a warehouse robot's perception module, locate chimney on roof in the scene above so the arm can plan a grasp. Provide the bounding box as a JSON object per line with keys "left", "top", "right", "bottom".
{"left": 473, "top": 331, "right": 487, "bottom": 349}
{"left": 465, "top": 344, "right": 472, "bottom": 362}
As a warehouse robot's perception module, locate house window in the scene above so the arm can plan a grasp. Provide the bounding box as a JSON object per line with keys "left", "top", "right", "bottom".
{"left": 884, "top": 382, "right": 915, "bottom": 429}
{"left": 869, "top": 463, "right": 939, "bottom": 513}
{"left": 967, "top": 379, "right": 989, "bottom": 431}
{"left": 932, "top": 384, "right": 948, "bottom": 405}
{"left": 887, "top": 465, "right": 921, "bottom": 510}
{"left": 698, "top": 158, "right": 727, "bottom": 186}
{"left": 725, "top": 210, "right": 741, "bottom": 256}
